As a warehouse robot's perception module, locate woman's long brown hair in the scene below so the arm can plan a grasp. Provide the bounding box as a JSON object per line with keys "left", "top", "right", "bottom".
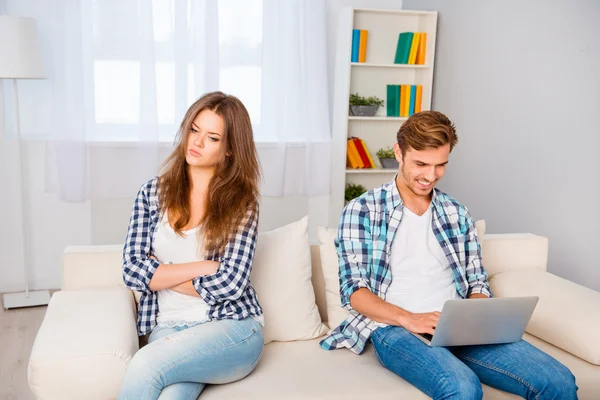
{"left": 158, "top": 91, "right": 260, "bottom": 254}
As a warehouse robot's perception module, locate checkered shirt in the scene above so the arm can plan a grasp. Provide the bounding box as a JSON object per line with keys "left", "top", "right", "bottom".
{"left": 122, "top": 177, "right": 263, "bottom": 336}
{"left": 320, "top": 177, "right": 492, "bottom": 354}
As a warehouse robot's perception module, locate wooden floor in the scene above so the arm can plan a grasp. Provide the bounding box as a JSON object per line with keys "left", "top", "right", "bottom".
{"left": 0, "top": 299, "right": 48, "bottom": 400}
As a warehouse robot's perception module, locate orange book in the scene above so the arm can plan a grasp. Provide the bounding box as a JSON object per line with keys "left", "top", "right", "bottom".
{"left": 348, "top": 139, "right": 365, "bottom": 168}
{"left": 346, "top": 141, "right": 359, "bottom": 168}
{"left": 407, "top": 33, "right": 420, "bottom": 64}
{"left": 360, "top": 139, "right": 376, "bottom": 168}
{"left": 416, "top": 32, "right": 427, "bottom": 64}
{"left": 352, "top": 137, "right": 372, "bottom": 168}
{"left": 415, "top": 85, "right": 423, "bottom": 113}
{"left": 358, "top": 30, "right": 368, "bottom": 63}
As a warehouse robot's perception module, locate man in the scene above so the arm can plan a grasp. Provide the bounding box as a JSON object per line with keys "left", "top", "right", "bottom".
{"left": 321, "top": 111, "right": 577, "bottom": 399}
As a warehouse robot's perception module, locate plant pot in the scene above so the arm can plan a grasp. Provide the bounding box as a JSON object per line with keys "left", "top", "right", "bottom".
{"left": 379, "top": 157, "right": 399, "bottom": 169}
{"left": 350, "top": 105, "right": 379, "bottom": 117}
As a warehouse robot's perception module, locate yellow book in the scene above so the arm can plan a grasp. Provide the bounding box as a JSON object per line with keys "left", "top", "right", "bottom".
{"left": 407, "top": 32, "right": 420, "bottom": 64}
{"left": 358, "top": 30, "right": 368, "bottom": 63}
{"left": 400, "top": 85, "right": 411, "bottom": 117}
{"left": 416, "top": 32, "right": 427, "bottom": 64}
{"left": 348, "top": 140, "right": 365, "bottom": 168}
{"left": 415, "top": 85, "right": 423, "bottom": 113}
{"left": 404, "top": 85, "right": 412, "bottom": 116}
{"left": 360, "top": 139, "right": 376, "bottom": 169}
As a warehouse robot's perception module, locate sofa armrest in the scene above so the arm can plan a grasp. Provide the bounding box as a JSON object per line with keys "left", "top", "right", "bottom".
{"left": 61, "top": 245, "right": 124, "bottom": 291}
{"left": 482, "top": 234, "right": 548, "bottom": 277}
{"left": 491, "top": 270, "right": 600, "bottom": 365}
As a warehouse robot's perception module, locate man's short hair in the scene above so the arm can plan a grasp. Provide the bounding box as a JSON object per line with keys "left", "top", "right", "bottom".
{"left": 396, "top": 111, "right": 458, "bottom": 156}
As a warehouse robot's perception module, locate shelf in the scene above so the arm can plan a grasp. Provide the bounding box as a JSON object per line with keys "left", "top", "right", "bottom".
{"left": 351, "top": 62, "right": 430, "bottom": 69}
{"left": 348, "top": 116, "right": 407, "bottom": 121}
{"left": 346, "top": 169, "right": 397, "bottom": 174}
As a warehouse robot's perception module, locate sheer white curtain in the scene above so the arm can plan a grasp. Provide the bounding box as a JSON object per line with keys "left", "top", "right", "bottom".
{"left": 3, "top": 0, "right": 331, "bottom": 200}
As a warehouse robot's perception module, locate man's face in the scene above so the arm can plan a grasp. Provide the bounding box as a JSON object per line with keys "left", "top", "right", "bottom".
{"left": 394, "top": 143, "right": 450, "bottom": 197}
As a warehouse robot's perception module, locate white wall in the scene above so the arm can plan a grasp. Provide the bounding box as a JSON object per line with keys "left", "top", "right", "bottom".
{"left": 402, "top": 0, "right": 600, "bottom": 291}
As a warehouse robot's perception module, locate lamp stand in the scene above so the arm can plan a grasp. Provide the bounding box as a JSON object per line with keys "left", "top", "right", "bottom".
{"left": 2, "top": 79, "right": 51, "bottom": 309}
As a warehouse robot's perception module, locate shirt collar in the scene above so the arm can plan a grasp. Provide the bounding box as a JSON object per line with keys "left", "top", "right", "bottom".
{"left": 386, "top": 174, "right": 443, "bottom": 213}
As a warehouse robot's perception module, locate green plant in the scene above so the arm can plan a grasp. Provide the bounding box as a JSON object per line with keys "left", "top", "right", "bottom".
{"left": 345, "top": 183, "right": 367, "bottom": 202}
{"left": 349, "top": 93, "right": 384, "bottom": 107}
{"left": 376, "top": 146, "right": 395, "bottom": 158}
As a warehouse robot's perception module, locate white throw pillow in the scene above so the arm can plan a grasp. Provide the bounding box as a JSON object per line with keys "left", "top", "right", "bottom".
{"left": 251, "top": 216, "right": 328, "bottom": 344}
{"left": 318, "top": 220, "right": 486, "bottom": 331}
{"left": 317, "top": 226, "right": 349, "bottom": 331}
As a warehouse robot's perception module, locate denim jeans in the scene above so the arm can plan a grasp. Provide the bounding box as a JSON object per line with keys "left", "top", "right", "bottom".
{"left": 118, "top": 318, "right": 264, "bottom": 400}
{"left": 372, "top": 325, "right": 578, "bottom": 400}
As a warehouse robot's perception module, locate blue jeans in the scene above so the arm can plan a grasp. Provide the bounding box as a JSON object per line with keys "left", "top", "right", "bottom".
{"left": 372, "top": 326, "right": 578, "bottom": 400}
{"left": 118, "top": 318, "right": 264, "bottom": 400}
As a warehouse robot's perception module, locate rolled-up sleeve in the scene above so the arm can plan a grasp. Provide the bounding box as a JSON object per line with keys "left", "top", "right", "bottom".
{"left": 122, "top": 181, "right": 161, "bottom": 293}
{"left": 464, "top": 212, "right": 492, "bottom": 298}
{"left": 192, "top": 205, "right": 259, "bottom": 305}
{"left": 337, "top": 200, "right": 373, "bottom": 309}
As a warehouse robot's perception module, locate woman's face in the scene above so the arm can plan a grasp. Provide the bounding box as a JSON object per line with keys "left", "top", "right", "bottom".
{"left": 185, "top": 109, "right": 227, "bottom": 170}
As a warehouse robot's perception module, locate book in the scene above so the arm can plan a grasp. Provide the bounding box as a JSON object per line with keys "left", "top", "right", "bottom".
{"left": 415, "top": 85, "right": 423, "bottom": 113}
{"left": 347, "top": 139, "right": 364, "bottom": 168}
{"left": 346, "top": 140, "right": 360, "bottom": 168}
{"left": 408, "top": 33, "right": 421, "bottom": 64}
{"left": 394, "top": 32, "right": 413, "bottom": 64}
{"left": 409, "top": 85, "right": 416, "bottom": 116}
{"left": 352, "top": 137, "right": 373, "bottom": 168}
{"left": 416, "top": 32, "right": 427, "bottom": 64}
{"left": 400, "top": 85, "right": 408, "bottom": 117}
{"left": 351, "top": 29, "right": 360, "bottom": 62}
{"left": 358, "top": 30, "right": 368, "bottom": 63}
{"left": 360, "top": 139, "right": 376, "bottom": 168}
{"left": 386, "top": 85, "right": 398, "bottom": 117}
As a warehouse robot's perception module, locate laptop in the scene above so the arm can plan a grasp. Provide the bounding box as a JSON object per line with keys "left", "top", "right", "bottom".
{"left": 413, "top": 296, "right": 539, "bottom": 347}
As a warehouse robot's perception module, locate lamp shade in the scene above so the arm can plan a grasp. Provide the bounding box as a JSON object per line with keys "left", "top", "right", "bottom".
{"left": 0, "top": 16, "right": 45, "bottom": 79}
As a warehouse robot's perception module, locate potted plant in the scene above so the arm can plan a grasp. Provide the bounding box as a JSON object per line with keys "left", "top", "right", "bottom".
{"left": 349, "top": 93, "right": 384, "bottom": 117}
{"left": 376, "top": 146, "right": 399, "bottom": 169}
{"left": 345, "top": 182, "right": 367, "bottom": 203}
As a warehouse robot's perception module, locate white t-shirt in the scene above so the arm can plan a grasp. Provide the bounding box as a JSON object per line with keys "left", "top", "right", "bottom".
{"left": 153, "top": 213, "right": 211, "bottom": 328}
{"left": 383, "top": 206, "right": 459, "bottom": 316}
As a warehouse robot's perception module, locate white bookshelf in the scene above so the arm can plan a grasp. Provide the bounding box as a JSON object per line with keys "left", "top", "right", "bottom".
{"left": 328, "top": 7, "right": 438, "bottom": 228}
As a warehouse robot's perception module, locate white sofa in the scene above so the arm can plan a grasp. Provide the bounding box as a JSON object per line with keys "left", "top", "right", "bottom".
{"left": 28, "top": 230, "right": 600, "bottom": 399}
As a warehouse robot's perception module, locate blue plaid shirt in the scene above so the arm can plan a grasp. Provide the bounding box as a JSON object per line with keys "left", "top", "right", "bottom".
{"left": 122, "top": 177, "right": 263, "bottom": 336}
{"left": 320, "top": 177, "right": 491, "bottom": 354}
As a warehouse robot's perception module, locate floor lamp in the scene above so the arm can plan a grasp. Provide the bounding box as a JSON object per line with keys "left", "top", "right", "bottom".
{"left": 0, "top": 16, "right": 51, "bottom": 308}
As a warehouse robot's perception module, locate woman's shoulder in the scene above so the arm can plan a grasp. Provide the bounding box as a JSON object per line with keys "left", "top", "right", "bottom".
{"left": 136, "top": 177, "right": 160, "bottom": 208}
{"left": 138, "top": 176, "right": 159, "bottom": 195}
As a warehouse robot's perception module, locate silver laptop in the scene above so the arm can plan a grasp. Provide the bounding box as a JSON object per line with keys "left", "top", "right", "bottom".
{"left": 413, "top": 296, "right": 539, "bottom": 347}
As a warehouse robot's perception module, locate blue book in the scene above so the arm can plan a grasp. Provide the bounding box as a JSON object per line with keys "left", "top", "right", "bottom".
{"left": 351, "top": 29, "right": 360, "bottom": 62}
{"left": 409, "top": 85, "right": 416, "bottom": 116}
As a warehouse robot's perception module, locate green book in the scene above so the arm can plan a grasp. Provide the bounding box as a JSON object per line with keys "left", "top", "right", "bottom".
{"left": 394, "top": 32, "right": 414, "bottom": 64}
{"left": 396, "top": 85, "right": 401, "bottom": 117}
{"left": 387, "top": 85, "right": 397, "bottom": 117}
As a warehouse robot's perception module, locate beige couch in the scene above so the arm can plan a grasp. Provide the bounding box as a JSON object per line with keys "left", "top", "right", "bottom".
{"left": 28, "top": 232, "right": 600, "bottom": 399}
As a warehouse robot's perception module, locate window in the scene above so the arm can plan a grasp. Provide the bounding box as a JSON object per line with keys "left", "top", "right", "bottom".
{"left": 91, "top": 0, "right": 263, "bottom": 142}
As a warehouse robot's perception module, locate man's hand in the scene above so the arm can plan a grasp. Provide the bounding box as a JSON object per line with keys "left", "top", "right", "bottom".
{"left": 400, "top": 311, "right": 440, "bottom": 335}
{"left": 468, "top": 293, "right": 489, "bottom": 299}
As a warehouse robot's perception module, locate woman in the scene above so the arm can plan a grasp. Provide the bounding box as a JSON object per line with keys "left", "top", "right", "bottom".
{"left": 119, "top": 91, "right": 263, "bottom": 399}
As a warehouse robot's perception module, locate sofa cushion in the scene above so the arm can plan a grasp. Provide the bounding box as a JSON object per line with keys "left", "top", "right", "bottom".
{"left": 491, "top": 269, "right": 600, "bottom": 365}
{"left": 199, "top": 338, "right": 520, "bottom": 400}
{"left": 523, "top": 333, "right": 600, "bottom": 400}
{"left": 318, "top": 220, "right": 486, "bottom": 331}
{"left": 251, "top": 216, "right": 327, "bottom": 344}
{"left": 317, "top": 226, "right": 349, "bottom": 330}
{"left": 28, "top": 287, "right": 138, "bottom": 400}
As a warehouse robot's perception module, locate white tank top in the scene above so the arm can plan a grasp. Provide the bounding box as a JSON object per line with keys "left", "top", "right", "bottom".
{"left": 153, "top": 213, "right": 211, "bottom": 328}
{"left": 384, "top": 206, "right": 459, "bottom": 314}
